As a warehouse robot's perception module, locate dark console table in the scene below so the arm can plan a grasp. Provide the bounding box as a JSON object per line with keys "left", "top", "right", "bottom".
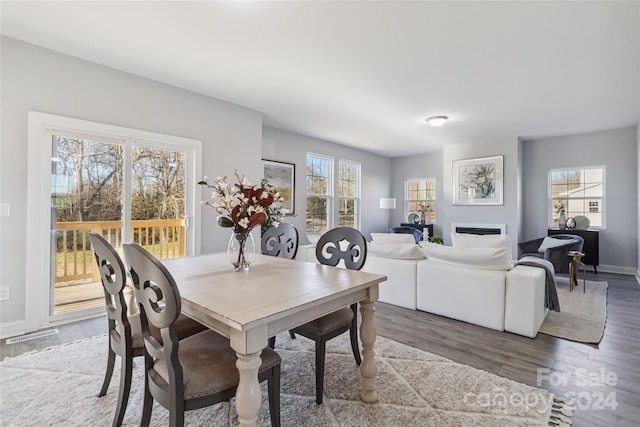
{"left": 400, "top": 223, "right": 434, "bottom": 240}
{"left": 548, "top": 228, "right": 599, "bottom": 273}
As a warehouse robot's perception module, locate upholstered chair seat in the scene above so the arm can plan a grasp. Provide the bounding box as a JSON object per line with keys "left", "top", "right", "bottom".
{"left": 152, "top": 329, "right": 281, "bottom": 400}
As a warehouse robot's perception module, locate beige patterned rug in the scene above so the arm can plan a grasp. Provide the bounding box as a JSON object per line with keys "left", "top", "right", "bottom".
{"left": 540, "top": 277, "right": 608, "bottom": 344}
{"left": 0, "top": 332, "right": 574, "bottom": 426}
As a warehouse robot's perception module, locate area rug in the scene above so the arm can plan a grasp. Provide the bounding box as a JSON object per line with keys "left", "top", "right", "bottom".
{"left": 0, "top": 332, "right": 574, "bottom": 426}
{"left": 540, "top": 277, "right": 608, "bottom": 344}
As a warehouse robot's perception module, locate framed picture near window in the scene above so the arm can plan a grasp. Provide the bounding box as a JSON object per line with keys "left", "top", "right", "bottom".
{"left": 452, "top": 155, "right": 503, "bottom": 205}
{"left": 262, "top": 159, "right": 295, "bottom": 213}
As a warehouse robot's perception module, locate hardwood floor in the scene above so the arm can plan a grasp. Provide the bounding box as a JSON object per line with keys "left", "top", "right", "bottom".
{"left": 1, "top": 271, "right": 638, "bottom": 426}
{"left": 375, "top": 271, "right": 640, "bottom": 427}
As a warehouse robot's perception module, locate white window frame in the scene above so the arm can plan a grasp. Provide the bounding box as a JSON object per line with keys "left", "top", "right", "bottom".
{"left": 405, "top": 177, "right": 437, "bottom": 223}
{"left": 26, "top": 112, "right": 202, "bottom": 332}
{"left": 338, "top": 159, "right": 361, "bottom": 229}
{"left": 305, "top": 153, "right": 333, "bottom": 235}
{"left": 548, "top": 166, "right": 606, "bottom": 229}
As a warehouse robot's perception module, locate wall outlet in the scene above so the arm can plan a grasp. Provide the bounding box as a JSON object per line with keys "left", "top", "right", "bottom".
{"left": 0, "top": 287, "right": 9, "bottom": 301}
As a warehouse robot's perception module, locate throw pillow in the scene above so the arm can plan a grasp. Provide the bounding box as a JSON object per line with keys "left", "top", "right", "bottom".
{"left": 537, "top": 236, "right": 568, "bottom": 253}
{"left": 368, "top": 243, "right": 426, "bottom": 260}
{"left": 370, "top": 233, "right": 416, "bottom": 245}
{"left": 451, "top": 232, "right": 511, "bottom": 249}
{"left": 422, "top": 242, "right": 513, "bottom": 271}
{"left": 450, "top": 232, "right": 512, "bottom": 260}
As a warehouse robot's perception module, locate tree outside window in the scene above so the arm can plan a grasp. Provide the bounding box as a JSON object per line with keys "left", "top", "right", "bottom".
{"left": 306, "top": 154, "right": 333, "bottom": 233}
{"left": 338, "top": 160, "right": 360, "bottom": 228}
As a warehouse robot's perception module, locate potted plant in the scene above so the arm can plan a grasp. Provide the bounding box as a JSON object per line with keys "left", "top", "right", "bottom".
{"left": 429, "top": 236, "right": 444, "bottom": 244}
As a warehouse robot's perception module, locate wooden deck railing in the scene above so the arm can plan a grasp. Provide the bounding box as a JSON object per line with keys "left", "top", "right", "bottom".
{"left": 55, "top": 219, "right": 185, "bottom": 284}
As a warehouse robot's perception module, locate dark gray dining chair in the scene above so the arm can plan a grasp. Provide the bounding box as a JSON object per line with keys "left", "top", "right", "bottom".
{"left": 89, "top": 233, "right": 206, "bottom": 427}
{"left": 262, "top": 223, "right": 299, "bottom": 349}
{"left": 289, "top": 227, "right": 366, "bottom": 404}
{"left": 261, "top": 223, "right": 299, "bottom": 260}
{"left": 122, "top": 242, "right": 281, "bottom": 427}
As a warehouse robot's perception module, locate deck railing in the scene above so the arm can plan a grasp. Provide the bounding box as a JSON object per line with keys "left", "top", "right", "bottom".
{"left": 55, "top": 219, "right": 185, "bottom": 284}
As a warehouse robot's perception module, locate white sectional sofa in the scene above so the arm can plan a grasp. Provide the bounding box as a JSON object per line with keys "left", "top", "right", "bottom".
{"left": 359, "top": 232, "right": 549, "bottom": 338}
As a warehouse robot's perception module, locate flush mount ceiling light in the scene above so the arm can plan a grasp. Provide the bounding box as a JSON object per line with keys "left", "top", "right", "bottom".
{"left": 425, "top": 116, "right": 448, "bottom": 127}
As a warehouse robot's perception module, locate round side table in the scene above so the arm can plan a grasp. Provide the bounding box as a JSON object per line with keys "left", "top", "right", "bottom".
{"left": 568, "top": 251, "right": 586, "bottom": 293}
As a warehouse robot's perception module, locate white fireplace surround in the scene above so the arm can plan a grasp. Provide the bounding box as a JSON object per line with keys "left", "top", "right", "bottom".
{"left": 452, "top": 223, "right": 507, "bottom": 235}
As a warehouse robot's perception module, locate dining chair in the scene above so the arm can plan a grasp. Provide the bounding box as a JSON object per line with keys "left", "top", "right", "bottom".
{"left": 261, "top": 223, "right": 299, "bottom": 260}
{"left": 289, "top": 226, "right": 366, "bottom": 404}
{"left": 89, "top": 233, "right": 207, "bottom": 427}
{"left": 122, "top": 242, "right": 281, "bottom": 427}
{"left": 262, "top": 223, "right": 299, "bottom": 349}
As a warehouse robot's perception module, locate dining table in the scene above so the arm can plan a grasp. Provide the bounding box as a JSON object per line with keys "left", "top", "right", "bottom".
{"left": 161, "top": 252, "right": 387, "bottom": 427}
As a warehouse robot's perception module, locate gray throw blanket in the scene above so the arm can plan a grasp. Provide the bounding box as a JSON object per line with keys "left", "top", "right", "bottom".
{"left": 514, "top": 256, "right": 561, "bottom": 312}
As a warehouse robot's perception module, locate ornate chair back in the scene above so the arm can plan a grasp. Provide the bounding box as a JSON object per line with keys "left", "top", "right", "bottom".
{"left": 261, "top": 223, "right": 299, "bottom": 259}
{"left": 315, "top": 227, "right": 367, "bottom": 270}
{"left": 90, "top": 232, "right": 131, "bottom": 350}
{"left": 122, "top": 243, "right": 185, "bottom": 399}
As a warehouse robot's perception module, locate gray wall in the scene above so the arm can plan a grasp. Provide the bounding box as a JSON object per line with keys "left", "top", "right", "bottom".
{"left": 637, "top": 124, "right": 640, "bottom": 280}
{"left": 391, "top": 138, "right": 520, "bottom": 256}
{"left": 262, "top": 127, "right": 392, "bottom": 244}
{"left": 390, "top": 151, "right": 443, "bottom": 237}
{"left": 521, "top": 127, "right": 638, "bottom": 272}
{"left": 0, "top": 37, "right": 263, "bottom": 325}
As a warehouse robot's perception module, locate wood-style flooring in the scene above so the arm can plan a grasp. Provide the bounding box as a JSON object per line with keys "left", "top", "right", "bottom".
{"left": 1, "top": 271, "right": 638, "bottom": 427}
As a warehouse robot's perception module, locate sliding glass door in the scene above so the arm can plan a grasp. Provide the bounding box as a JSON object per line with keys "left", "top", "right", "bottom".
{"left": 50, "top": 135, "right": 190, "bottom": 316}
{"left": 26, "top": 112, "right": 202, "bottom": 331}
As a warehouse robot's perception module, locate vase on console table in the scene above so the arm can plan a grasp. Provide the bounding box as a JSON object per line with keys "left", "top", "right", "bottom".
{"left": 558, "top": 213, "right": 567, "bottom": 230}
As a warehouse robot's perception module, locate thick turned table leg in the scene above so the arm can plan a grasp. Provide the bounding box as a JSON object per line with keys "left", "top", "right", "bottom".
{"left": 235, "top": 351, "right": 262, "bottom": 427}
{"left": 359, "top": 300, "right": 378, "bottom": 403}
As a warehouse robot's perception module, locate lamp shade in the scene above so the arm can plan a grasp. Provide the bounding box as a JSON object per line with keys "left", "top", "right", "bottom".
{"left": 379, "top": 198, "right": 396, "bottom": 209}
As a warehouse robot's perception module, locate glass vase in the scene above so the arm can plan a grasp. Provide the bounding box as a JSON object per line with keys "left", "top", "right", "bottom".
{"left": 227, "top": 230, "right": 255, "bottom": 272}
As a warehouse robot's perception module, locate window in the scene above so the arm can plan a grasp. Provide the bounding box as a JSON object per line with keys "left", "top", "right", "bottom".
{"left": 406, "top": 178, "right": 436, "bottom": 222}
{"left": 306, "top": 153, "right": 333, "bottom": 233}
{"left": 338, "top": 160, "right": 360, "bottom": 228}
{"left": 549, "top": 167, "right": 604, "bottom": 227}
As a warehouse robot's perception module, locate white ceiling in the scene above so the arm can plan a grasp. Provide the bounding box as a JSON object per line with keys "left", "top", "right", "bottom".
{"left": 1, "top": 1, "right": 638, "bottom": 157}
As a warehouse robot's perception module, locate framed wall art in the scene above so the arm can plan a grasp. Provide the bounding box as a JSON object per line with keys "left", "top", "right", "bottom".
{"left": 262, "top": 159, "right": 295, "bottom": 213}
{"left": 452, "top": 155, "right": 503, "bottom": 205}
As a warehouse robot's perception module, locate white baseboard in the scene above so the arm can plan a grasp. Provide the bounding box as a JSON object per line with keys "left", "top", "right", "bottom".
{"left": 596, "top": 264, "right": 638, "bottom": 276}
{"left": 0, "top": 320, "right": 26, "bottom": 340}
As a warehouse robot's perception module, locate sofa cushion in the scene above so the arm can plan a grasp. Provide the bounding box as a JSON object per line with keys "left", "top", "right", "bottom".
{"left": 537, "top": 236, "right": 568, "bottom": 253}
{"left": 451, "top": 232, "right": 511, "bottom": 250}
{"left": 368, "top": 243, "right": 426, "bottom": 260}
{"left": 370, "top": 233, "right": 416, "bottom": 245}
{"left": 422, "top": 242, "right": 513, "bottom": 270}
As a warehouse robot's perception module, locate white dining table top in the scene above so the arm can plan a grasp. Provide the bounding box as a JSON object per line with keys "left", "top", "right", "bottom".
{"left": 161, "top": 253, "right": 387, "bottom": 334}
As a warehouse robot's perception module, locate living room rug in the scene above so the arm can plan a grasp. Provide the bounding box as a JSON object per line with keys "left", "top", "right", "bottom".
{"left": 0, "top": 332, "right": 574, "bottom": 426}
{"left": 539, "top": 277, "right": 608, "bottom": 344}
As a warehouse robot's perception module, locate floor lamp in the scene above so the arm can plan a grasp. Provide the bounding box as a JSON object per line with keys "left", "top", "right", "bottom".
{"left": 379, "top": 198, "right": 396, "bottom": 232}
